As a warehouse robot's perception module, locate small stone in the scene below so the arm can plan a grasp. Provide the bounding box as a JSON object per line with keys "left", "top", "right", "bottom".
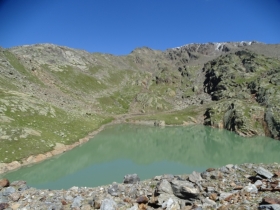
{"left": 206, "top": 168, "right": 215, "bottom": 172}
{"left": 100, "top": 198, "right": 117, "bottom": 210}
{"left": 209, "top": 193, "right": 218, "bottom": 201}
{"left": 259, "top": 204, "right": 280, "bottom": 210}
{"left": 10, "top": 203, "right": 20, "bottom": 210}
{"left": 61, "top": 200, "right": 67, "bottom": 205}
{"left": 72, "top": 196, "right": 83, "bottom": 208}
{"left": 233, "top": 185, "right": 243, "bottom": 190}
{"left": 226, "top": 164, "right": 234, "bottom": 170}
{"left": 9, "top": 192, "right": 20, "bottom": 202}
{"left": 94, "top": 199, "right": 102, "bottom": 209}
{"left": 230, "top": 182, "right": 236, "bottom": 187}
{"left": 2, "top": 186, "right": 16, "bottom": 196}
{"left": 244, "top": 183, "right": 258, "bottom": 193}
{"left": 108, "top": 183, "right": 119, "bottom": 196}
{"left": 275, "top": 171, "right": 280, "bottom": 177}
{"left": 136, "top": 195, "right": 149, "bottom": 204}
{"left": 81, "top": 204, "right": 92, "bottom": 210}
{"left": 219, "top": 192, "right": 233, "bottom": 200}
{"left": 255, "top": 167, "right": 273, "bottom": 179}
{"left": 138, "top": 203, "right": 147, "bottom": 210}
{"left": 162, "top": 198, "right": 180, "bottom": 210}
{"left": 262, "top": 197, "right": 280, "bottom": 205}
{"left": 123, "top": 197, "right": 132, "bottom": 203}
{"left": 188, "top": 171, "right": 202, "bottom": 183}
{"left": 65, "top": 195, "right": 73, "bottom": 201}
{"left": 0, "top": 195, "right": 8, "bottom": 203}
{"left": 254, "top": 180, "right": 263, "bottom": 187}
{"left": 18, "top": 184, "right": 29, "bottom": 191}
{"left": 220, "top": 166, "right": 229, "bottom": 173}
{"left": 156, "top": 179, "right": 173, "bottom": 194}
{"left": 123, "top": 174, "right": 140, "bottom": 184}
{"left": 201, "top": 171, "right": 210, "bottom": 179}
{"left": 207, "top": 186, "right": 215, "bottom": 192}
{"left": 0, "top": 203, "right": 9, "bottom": 210}
{"left": 127, "top": 204, "right": 138, "bottom": 210}
{"left": 161, "top": 174, "right": 174, "bottom": 181}
{"left": 0, "top": 179, "right": 9, "bottom": 188}
{"left": 203, "top": 197, "right": 217, "bottom": 208}
{"left": 154, "top": 176, "right": 161, "bottom": 181}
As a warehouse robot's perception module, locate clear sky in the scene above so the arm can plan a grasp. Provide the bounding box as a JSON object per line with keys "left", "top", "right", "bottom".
{"left": 0, "top": 0, "right": 279, "bottom": 55}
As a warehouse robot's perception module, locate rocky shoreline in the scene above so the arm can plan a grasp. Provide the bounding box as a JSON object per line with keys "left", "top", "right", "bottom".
{"left": 0, "top": 163, "right": 280, "bottom": 210}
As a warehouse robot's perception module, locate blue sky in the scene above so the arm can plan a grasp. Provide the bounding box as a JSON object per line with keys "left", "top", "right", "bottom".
{"left": 0, "top": 0, "right": 280, "bottom": 55}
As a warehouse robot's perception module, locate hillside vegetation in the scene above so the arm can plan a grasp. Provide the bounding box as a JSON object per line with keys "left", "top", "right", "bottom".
{"left": 0, "top": 41, "right": 280, "bottom": 163}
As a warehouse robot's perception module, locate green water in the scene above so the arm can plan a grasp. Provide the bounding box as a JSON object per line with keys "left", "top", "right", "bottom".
{"left": 1, "top": 124, "right": 280, "bottom": 189}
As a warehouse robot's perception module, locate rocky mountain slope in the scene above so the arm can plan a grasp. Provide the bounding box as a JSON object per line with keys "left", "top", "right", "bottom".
{"left": 0, "top": 41, "right": 280, "bottom": 164}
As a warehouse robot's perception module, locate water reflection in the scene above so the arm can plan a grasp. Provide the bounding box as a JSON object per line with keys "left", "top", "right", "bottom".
{"left": 1, "top": 124, "right": 280, "bottom": 189}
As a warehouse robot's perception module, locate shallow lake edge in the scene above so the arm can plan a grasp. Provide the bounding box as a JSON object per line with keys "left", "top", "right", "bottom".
{"left": 0, "top": 116, "right": 270, "bottom": 175}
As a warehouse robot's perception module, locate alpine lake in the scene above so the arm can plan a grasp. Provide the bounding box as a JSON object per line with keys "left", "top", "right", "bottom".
{"left": 1, "top": 124, "right": 280, "bottom": 190}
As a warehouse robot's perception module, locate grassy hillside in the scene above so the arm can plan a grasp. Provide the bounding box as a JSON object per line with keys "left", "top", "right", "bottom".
{"left": 0, "top": 42, "right": 280, "bottom": 163}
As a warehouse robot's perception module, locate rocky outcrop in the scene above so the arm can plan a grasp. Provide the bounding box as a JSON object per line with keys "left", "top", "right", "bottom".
{"left": 203, "top": 50, "right": 280, "bottom": 138}
{"left": 0, "top": 163, "right": 280, "bottom": 209}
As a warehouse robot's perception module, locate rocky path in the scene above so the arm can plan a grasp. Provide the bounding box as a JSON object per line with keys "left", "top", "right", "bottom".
{"left": 1, "top": 163, "right": 280, "bottom": 209}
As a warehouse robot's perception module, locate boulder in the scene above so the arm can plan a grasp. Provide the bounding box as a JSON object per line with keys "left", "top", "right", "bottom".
{"left": 188, "top": 171, "right": 202, "bottom": 183}
{"left": 156, "top": 179, "right": 173, "bottom": 194}
{"left": 255, "top": 167, "right": 273, "bottom": 179}
{"left": 170, "top": 180, "right": 199, "bottom": 200}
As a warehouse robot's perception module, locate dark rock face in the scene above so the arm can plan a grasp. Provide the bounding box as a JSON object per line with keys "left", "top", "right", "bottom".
{"left": 203, "top": 49, "right": 280, "bottom": 138}
{"left": 265, "top": 110, "right": 280, "bottom": 139}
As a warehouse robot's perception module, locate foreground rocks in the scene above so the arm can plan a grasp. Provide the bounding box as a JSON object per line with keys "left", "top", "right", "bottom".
{"left": 0, "top": 163, "right": 280, "bottom": 209}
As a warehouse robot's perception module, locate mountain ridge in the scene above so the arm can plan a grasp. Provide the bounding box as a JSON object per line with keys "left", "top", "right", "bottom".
{"left": 0, "top": 41, "right": 280, "bottom": 165}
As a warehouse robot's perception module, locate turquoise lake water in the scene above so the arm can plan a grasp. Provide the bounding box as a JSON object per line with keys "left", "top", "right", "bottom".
{"left": 1, "top": 124, "right": 280, "bottom": 189}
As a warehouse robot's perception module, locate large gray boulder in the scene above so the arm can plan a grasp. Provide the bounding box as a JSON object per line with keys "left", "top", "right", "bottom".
{"left": 255, "top": 167, "right": 273, "bottom": 179}
{"left": 170, "top": 180, "right": 199, "bottom": 200}
{"left": 156, "top": 179, "right": 173, "bottom": 194}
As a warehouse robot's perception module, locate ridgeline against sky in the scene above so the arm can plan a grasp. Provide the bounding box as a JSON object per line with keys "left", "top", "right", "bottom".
{"left": 0, "top": 0, "right": 280, "bottom": 55}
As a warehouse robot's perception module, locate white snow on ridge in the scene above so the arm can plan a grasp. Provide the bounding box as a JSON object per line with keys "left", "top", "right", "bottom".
{"left": 172, "top": 41, "right": 254, "bottom": 50}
